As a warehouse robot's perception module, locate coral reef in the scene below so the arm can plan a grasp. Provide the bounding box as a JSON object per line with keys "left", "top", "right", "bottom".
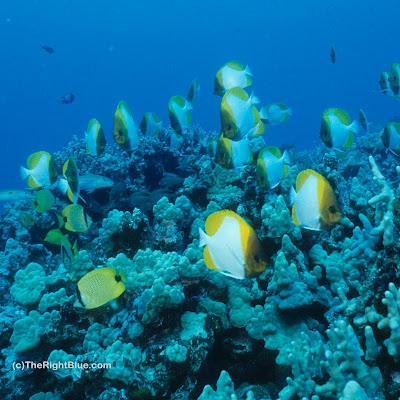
{"left": 1, "top": 125, "right": 400, "bottom": 400}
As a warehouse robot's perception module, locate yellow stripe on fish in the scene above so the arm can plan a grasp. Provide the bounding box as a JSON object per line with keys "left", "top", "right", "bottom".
{"left": 198, "top": 210, "right": 266, "bottom": 279}
{"left": 220, "top": 88, "right": 264, "bottom": 141}
{"left": 168, "top": 95, "right": 192, "bottom": 136}
{"left": 256, "top": 147, "right": 290, "bottom": 189}
{"left": 76, "top": 267, "right": 125, "bottom": 309}
{"left": 113, "top": 101, "right": 140, "bottom": 152}
{"left": 85, "top": 119, "right": 106, "bottom": 156}
{"left": 214, "top": 133, "right": 253, "bottom": 170}
{"left": 290, "top": 169, "right": 342, "bottom": 231}
{"left": 319, "top": 108, "right": 358, "bottom": 150}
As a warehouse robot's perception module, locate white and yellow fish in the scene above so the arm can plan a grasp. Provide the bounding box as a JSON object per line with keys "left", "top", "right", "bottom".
{"left": 198, "top": 210, "right": 266, "bottom": 279}
{"left": 168, "top": 95, "right": 192, "bottom": 136}
{"left": 259, "top": 103, "right": 292, "bottom": 125}
{"left": 214, "top": 61, "right": 252, "bottom": 96}
{"left": 256, "top": 147, "right": 290, "bottom": 189}
{"left": 319, "top": 108, "right": 358, "bottom": 151}
{"left": 220, "top": 88, "right": 264, "bottom": 141}
{"left": 85, "top": 118, "right": 106, "bottom": 156}
{"left": 290, "top": 169, "right": 343, "bottom": 231}
{"left": 382, "top": 122, "right": 400, "bottom": 154}
{"left": 140, "top": 112, "right": 162, "bottom": 137}
{"left": 113, "top": 101, "right": 139, "bottom": 151}
{"left": 187, "top": 79, "right": 200, "bottom": 104}
{"left": 20, "top": 151, "right": 58, "bottom": 189}
{"left": 214, "top": 133, "right": 253, "bottom": 170}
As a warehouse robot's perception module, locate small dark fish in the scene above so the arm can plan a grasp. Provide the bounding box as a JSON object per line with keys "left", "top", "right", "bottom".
{"left": 61, "top": 93, "right": 75, "bottom": 104}
{"left": 330, "top": 45, "right": 336, "bottom": 64}
{"left": 41, "top": 45, "right": 54, "bottom": 54}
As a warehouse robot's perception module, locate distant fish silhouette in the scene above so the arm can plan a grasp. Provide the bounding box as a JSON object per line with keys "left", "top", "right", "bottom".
{"left": 330, "top": 44, "right": 335, "bottom": 64}
{"left": 41, "top": 45, "right": 54, "bottom": 54}
{"left": 61, "top": 93, "right": 75, "bottom": 104}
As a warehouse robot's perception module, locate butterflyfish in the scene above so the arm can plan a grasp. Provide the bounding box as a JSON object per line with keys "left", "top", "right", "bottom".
{"left": 113, "top": 101, "right": 140, "bottom": 151}
{"left": 187, "top": 79, "right": 200, "bottom": 103}
{"left": 379, "top": 72, "right": 394, "bottom": 97}
{"left": 214, "top": 61, "right": 252, "bottom": 96}
{"left": 319, "top": 108, "right": 358, "bottom": 151}
{"left": 290, "top": 169, "right": 343, "bottom": 231}
{"left": 32, "top": 189, "right": 55, "bottom": 213}
{"left": 198, "top": 210, "right": 266, "bottom": 279}
{"left": 359, "top": 109, "right": 369, "bottom": 132}
{"left": 60, "top": 204, "right": 92, "bottom": 232}
{"left": 62, "top": 157, "right": 80, "bottom": 204}
{"left": 259, "top": 103, "right": 292, "bottom": 125}
{"left": 382, "top": 122, "right": 400, "bottom": 153}
{"left": 19, "top": 212, "right": 35, "bottom": 227}
{"left": 85, "top": 119, "right": 106, "bottom": 156}
{"left": 140, "top": 112, "right": 162, "bottom": 137}
{"left": 76, "top": 267, "right": 125, "bottom": 309}
{"left": 330, "top": 45, "right": 335, "bottom": 64}
{"left": 256, "top": 147, "right": 290, "bottom": 189}
{"left": 388, "top": 63, "right": 400, "bottom": 96}
{"left": 220, "top": 88, "right": 264, "bottom": 141}
{"left": 20, "top": 151, "right": 58, "bottom": 189}
{"left": 168, "top": 95, "right": 192, "bottom": 136}
{"left": 214, "top": 133, "right": 253, "bottom": 170}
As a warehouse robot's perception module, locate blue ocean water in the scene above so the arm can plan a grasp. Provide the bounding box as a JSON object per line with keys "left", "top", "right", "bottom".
{"left": 0, "top": 0, "right": 399, "bottom": 190}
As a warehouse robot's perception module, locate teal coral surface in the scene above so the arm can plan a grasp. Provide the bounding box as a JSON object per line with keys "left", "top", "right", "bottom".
{"left": 1, "top": 125, "right": 400, "bottom": 400}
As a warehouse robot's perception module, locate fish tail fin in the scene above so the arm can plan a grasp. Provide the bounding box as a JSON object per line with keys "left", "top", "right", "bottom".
{"left": 289, "top": 186, "right": 297, "bottom": 206}
{"left": 57, "top": 214, "right": 64, "bottom": 228}
{"left": 259, "top": 106, "right": 268, "bottom": 122}
{"left": 198, "top": 228, "right": 209, "bottom": 247}
{"left": 282, "top": 149, "right": 291, "bottom": 165}
{"left": 58, "top": 178, "right": 69, "bottom": 195}
{"left": 20, "top": 166, "right": 30, "bottom": 180}
{"left": 185, "top": 100, "right": 193, "bottom": 111}
{"left": 349, "top": 120, "right": 359, "bottom": 134}
{"left": 287, "top": 107, "right": 293, "bottom": 117}
{"left": 245, "top": 64, "right": 252, "bottom": 76}
{"left": 249, "top": 91, "right": 260, "bottom": 105}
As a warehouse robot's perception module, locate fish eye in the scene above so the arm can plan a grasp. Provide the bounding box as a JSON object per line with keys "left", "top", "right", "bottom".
{"left": 115, "top": 275, "right": 122, "bottom": 282}
{"left": 226, "top": 124, "right": 232, "bottom": 131}
{"left": 63, "top": 217, "right": 68, "bottom": 222}
{"left": 329, "top": 205, "right": 336, "bottom": 214}
{"left": 254, "top": 254, "right": 261, "bottom": 263}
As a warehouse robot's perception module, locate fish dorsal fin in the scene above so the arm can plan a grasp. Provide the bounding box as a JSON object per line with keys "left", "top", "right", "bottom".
{"left": 265, "top": 146, "right": 282, "bottom": 159}
{"left": 276, "top": 103, "right": 287, "bottom": 110}
{"left": 331, "top": 108, "right": 350, "bottom": 125}
{"left": 27, "top": 151, "right": 48, "bottom": 169}
{"left": 205, "top": 210, "right": 237, "bottom": 237}
{"left": 296, "top": 169, "right": 317, "bottom": 191}
{"left": 226, "top": 60, "right": 244, "bottom": 71}
{"left": 228, "top": 87, "right": 248, "bottom": 102}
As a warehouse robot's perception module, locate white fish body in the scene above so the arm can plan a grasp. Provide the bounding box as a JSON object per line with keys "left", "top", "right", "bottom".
{"left": 198, "top": 216, "right": 245, "bottom": 279}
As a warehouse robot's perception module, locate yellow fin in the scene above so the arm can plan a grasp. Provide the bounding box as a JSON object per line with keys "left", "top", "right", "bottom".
{"left": 266, "top": 146, "right": 282, "bottom": 159}
{"left": 27, "top": 175, "right": 41, "bottom": 189}
{"left": 226, "top": 60, "right": 244, "bottom": 71}
{"left": 283, "top": 165, "right": 288, "bottom": 178}
{"left": 296, "top": 169, "right": 317, "bottom": 191}
{"left": 292, "top": 203, "right": 300, "bottom": 226}
{"left": 329, "top": 108, "right": 350, "bottom": 125}
{"left": 203, "top": 246, "right": 219, "bottom": 271}
{"left": 27, "top": 151, "right": 48, "bottom": 170}
{"left": 205, "top": 210, "right": 238, "bottom": 236}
